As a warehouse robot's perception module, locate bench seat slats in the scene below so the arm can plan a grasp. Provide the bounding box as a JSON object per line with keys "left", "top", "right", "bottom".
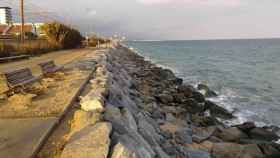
{"left": 39, "top": 60, "right": 63, "bottom": 75}
{"left": 10, "top": 76, "right": 40, "bottom": 87}
{"left": 4, "top": 68, "right": 40, "bottom": 88}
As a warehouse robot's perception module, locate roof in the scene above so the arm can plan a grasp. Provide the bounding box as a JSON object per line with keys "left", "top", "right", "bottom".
{"left": 0, "top": 24, "right": 33, "bottom": 34}
{"left": 0, "top": 25, "right": 7, "bottom": 33}
{"left": 9, "top": 25, "right": 33, "bottom": 33}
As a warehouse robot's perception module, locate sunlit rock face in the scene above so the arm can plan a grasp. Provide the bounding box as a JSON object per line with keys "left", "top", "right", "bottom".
{"left": 61, "top": 122, "right": 112, "bottom": 158}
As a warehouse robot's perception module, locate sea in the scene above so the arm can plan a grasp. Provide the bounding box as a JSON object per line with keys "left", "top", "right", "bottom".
{"left": 125, "top": 39, "right": 280, "bottom": 128}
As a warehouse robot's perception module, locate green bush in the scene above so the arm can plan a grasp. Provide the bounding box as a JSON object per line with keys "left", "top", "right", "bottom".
{"left": 40, "top": 22, "right": 83, "bottom": 49}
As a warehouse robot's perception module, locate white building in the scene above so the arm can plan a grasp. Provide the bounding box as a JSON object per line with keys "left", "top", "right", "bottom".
{"left": 0, "top": 7, "right": 12, "bottom": 24}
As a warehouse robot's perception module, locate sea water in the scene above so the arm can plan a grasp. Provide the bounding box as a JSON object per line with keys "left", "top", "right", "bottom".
{"left": 125, "top": 39, "right": 280, "bottom": 127}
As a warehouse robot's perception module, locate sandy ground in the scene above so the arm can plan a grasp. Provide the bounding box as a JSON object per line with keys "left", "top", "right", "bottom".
{"left": 0, "top": 48, "right": 93, "bottom": 94}
{"left": 0, "top": 48, "right": 97, "bottom": 118}
{"left": 37, "top": 105, "right": 77, "bottom": 158}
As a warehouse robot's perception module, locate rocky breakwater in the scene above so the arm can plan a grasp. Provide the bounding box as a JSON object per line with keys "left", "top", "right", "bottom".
{"left": 60, "top": 46, "right": 280, "bottom": 158}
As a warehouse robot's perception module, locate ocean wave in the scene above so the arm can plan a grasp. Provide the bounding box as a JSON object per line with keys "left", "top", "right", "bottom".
{"left": 124, "top": 42, "right": 280, "bottom": 130}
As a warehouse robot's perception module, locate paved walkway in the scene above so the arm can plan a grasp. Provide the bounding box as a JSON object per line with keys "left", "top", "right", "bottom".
{"left": 0, "top": 118, "right": 58, "bottom": 158}
{"left": 0, "top": 48, "right": 101, "bottom": 158}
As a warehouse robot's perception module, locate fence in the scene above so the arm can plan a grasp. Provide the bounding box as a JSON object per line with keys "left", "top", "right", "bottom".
{"left": 0, "top": 39, "right": 55, "bottom": 58}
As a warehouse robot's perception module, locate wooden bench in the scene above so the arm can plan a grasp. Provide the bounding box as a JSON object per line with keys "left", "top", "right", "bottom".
{"left": 38, "top": 60, "right": 64, "bottom": 75}
{"left": 4, "top": 68, "right": 41, "bottom": 89}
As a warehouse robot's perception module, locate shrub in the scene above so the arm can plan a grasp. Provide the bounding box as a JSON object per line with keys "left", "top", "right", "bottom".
{"left": 0, "top": 43, "right": 15, "bottom": 57}
{"left": 88, "top": 35, "right": 111, "bottom": 47}
{"left": 25, "top": 32, "right": 38, "bottom": 40}
{"left": 40, "top": 21, "right": 83, "bottom": 49}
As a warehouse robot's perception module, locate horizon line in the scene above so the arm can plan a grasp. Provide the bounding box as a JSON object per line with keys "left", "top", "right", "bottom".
{"left": 128, "top": 37, "right": 280, "bottom": 42}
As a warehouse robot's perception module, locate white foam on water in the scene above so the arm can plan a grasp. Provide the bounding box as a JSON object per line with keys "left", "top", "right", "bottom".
{"left": 124, "top": 43, "right": 280, "bottom": 131}
{"left": 207, "top": 88, "right": 271, "bottom": 127}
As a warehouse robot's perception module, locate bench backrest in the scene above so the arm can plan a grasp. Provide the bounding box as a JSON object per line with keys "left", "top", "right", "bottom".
{"left": 39, "top": 60, "right": 56, "bottom": 73}
{"left": 4, "top": 68, "right": 34, "bottom": 86}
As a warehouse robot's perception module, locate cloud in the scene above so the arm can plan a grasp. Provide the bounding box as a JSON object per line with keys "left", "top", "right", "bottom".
{"left": 137, "top": 0, "right": 242, "bottom": 7}
{"left": 85, "top": 8, "right": 97, "bottom": 16}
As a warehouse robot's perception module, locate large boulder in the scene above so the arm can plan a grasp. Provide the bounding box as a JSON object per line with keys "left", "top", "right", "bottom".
{"left": 155, "top": 93, "right": 174, "bottom": 104}
{"left": 191, "top": 91, "right": 205, "bottom": 103}
{"left": 192, "top": 126, "right": 217, "bottom": 143}
{"left": 184, "top": 149, "right": 211, "bottom": 158}
{"left": 111, "top": 134, "right": 153, "bottom": 158}
{"left": 191, "top": 114, "right": 220, "bottom": 127}
{"left": 175, "top": 127, "right": 193, "bottom": 145}
{"left": 61, "top": 122, "right": 112, "bottom": 158}
{"left": 177, "top": 85, "right": 195, "bottom": 98}
{"left": 249, "top": 127, "right": 279, "bottom": 141}
{"left": 173, "top": 93, "right": 186, "bottom": 103}
{"left": 159, "top": 69, "right": 175, "bottom": 80}
{"left": 70, "top": 110, "right": 101, "bottom": 134}
{"left": 212, "top": 143, "right": 264, "bottom": 158}
{"left": 183, "top": 98, "right": 205, "bottom": 113}
{"left": 80, "top": 94, "right": 105, "bottom": 112}
{"left": 104, "top": 106, "right": 137, "bottom": 133}
{"left": 138, "top": 117, "right": 163, "bottom": 146}
{"left": 235, "top": 122, "right": 256, "bottom": 133}
{"left": 175, "top": 145, "right": 211, "bottom": 158}
{"left": 258, "top": 143, "right": 280, "bottom": 158}
{"left": 204, "top": 101, "right": 234, "bottom": 119}
{"left": 197, "top": 83, "right": 218, "bottom": 98}
{"left": 185, "top": 141, "right": 214, "bottom": 153}
{"left": 215, "top": 127, "right": 249, "bottom": 142}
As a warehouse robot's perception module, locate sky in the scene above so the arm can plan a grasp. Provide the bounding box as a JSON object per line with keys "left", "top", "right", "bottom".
{"left": 2, "top": 0, "right": 280, "bottom": 40}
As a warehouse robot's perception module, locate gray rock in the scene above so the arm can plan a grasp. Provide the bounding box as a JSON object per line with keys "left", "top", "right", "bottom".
{"left": 159, "top": 69, "right": 175, "bottom": 80}
{"left": 204, "top": 100, "right": 234, "bottom": 119}
{"left": 216, "top": 127, "right": 249, "bottom": 142}
{"left": 235, "top": 122, "right": 256, "bottom": 133}
{"left": 156, "top": 93, "right": 174, "bottom": 104}
{"left": 155, "top": 146, "right": 171, "bottom": 158}
{"left": 111, "top": 134, "right": 153, "bottom": 158}
{"left": 151, "top": 110, "right": 165, "bottom": 120}
{"left": 183, "top": 99, "right": 205, "bottom": 113}
{"left": 104, "top": 106, "right": 137, "bottom": 134}
{"left": 192, "top": 126, "right": 217, "bottom": 143}
{"left": 197, "top": 83, "right": 218, "bottom": 98}
{"left": 138, "top": 118, "right": 162, "bottom": 146}
{"left": 212, "top": 143, "right": 264, "bottom": 158}
{"left": 61, "top": 122, "right": 112, "bottom": 158}
{"left": 160, "top": 130, "right": 173, "bottom": 139}
{"left": 191, "top": 91, "right": 205, "bottom": 103}
{"left": 175, "top": 127, "right": 193, "bottom": 144}
{"left": 162, "top": 106, "right": 184, "bottom": 114}
{"left": 249, "top": 127, "right": 279, "bottom": 141}
{"left": 161, "top": 142, "right": 178, "bottom": 156}
{"left": 166, "top": 113, "right": 176, "bottom": 122}
{"left": 258, "top": 143, "right": 280, "bottom": 158}
{"left": 173, "top": 93, "right": 185, "bottom": 103}
{"left": 177, "top": 85, "right": 195, "bottom": 98}
{"left": 184, "top": 149, "right": 211, "bottom": 158}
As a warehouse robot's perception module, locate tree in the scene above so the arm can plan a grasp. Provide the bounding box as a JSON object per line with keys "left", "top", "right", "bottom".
{"left": 40, "top": 21, "right": 83, "bottom": 49}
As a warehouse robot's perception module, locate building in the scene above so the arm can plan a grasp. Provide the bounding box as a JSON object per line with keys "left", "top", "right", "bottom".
{"left": 0, "top": 7, "right": 45, "bottom": 37}
{"left": 0, "top": 7, "right": 12, "bottom": 25}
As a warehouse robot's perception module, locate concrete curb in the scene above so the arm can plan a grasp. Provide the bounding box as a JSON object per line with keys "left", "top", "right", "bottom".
{"left": 30, "top": 66, "right": 97, "bottom": 158}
